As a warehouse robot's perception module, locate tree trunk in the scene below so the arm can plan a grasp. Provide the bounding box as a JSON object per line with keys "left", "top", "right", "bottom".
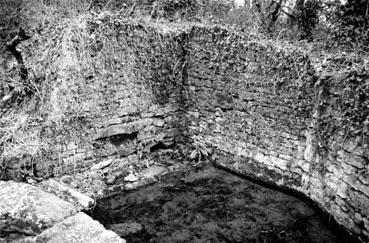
{"left": 6, "top": 28, "right": 30, "bottom": 81}
{"left": 293, "top": 0, "right": 304, "bottom": 14}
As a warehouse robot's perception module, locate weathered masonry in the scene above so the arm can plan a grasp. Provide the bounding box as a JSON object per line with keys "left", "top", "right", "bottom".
{"left": 24, "top": 15, "right": 369, "bottom": 242}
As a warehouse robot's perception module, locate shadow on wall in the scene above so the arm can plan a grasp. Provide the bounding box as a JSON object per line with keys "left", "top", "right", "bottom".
{"left": 135, "top": 29, "right": 189, "bottom": 106}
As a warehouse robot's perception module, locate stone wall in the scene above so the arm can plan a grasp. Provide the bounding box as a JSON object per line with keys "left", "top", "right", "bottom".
{"left": 183, "top": 26, "right": 369, "bottom": 242}
{"left": 28, "top": 17, "right": 187, "bottom": 177}
{"left": 183, "top": 26, "right": 313, "bottom": 188}
{"left": 23, "top": 16, "right": 368, "bottom": 242}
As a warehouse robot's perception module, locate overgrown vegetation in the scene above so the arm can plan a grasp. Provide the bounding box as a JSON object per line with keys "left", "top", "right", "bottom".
{"left": 327, "top": 0, "right": 369, "bottom": 51}
{"left": 316, "top": 61, "right": 369, "bottom": 157}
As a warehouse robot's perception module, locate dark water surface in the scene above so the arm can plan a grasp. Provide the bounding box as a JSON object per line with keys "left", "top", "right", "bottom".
{"left": 91, "top": 166, "right": 356, "bottom": 243}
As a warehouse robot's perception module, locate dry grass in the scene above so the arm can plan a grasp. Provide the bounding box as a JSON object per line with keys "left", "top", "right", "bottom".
{"left": 0, "top": 113, "right": 47, "bottom": 159}
{"left": 0, "top": 0, "right": 91, "bottom": 178}
{"left": 0, "top": 109, "right": 50, "bottom": 179}
{"left": 1, "top": 9, "right": 160, "bottom": 178}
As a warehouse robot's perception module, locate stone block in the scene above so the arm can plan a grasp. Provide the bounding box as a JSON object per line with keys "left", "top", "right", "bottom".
{"left": 95, "top": 119, "right": 154, "bottom": 140}
{"left": 0, "top": 181, "right": 77, "bottom": 235}
{"left": 34, "top": 212, "right": 124, "bottom": 243}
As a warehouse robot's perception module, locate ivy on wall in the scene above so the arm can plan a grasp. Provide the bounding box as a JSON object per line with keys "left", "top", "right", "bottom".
{"left": 316, "top": 67, "right": 369, "bottom": 155}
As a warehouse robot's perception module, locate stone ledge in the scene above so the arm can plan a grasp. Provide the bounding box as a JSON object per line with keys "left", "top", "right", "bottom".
{"left": 39, "top": 179, "right": 95, "bottom": 211}
{"left": 0, "top": 181, "right": 123, "bottom": 243}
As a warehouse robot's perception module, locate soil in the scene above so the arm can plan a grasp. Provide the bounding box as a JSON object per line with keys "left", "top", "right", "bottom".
{"left": 91, "top": 166, "right": 356, "bottom": 243}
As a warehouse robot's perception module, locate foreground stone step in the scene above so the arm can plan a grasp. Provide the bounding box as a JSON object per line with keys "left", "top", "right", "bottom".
{"left": 30, "top": 212, "right": 125, "bottom": 243}
{"left": 0, "top": 181, "right": 77, "bottom": 236}
{"left": 0, "top": 181, "right": 124, "bottom": 243}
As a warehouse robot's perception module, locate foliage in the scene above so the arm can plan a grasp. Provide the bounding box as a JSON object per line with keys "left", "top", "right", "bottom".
{"left": 249, "top": 0, "right": 286, "bottom": 34}
{"left": 294, "top": 0, "right": 322, "bottom": 40}
{"left": 149, "top": 0, "right": 234, "bottom": 22}
{"left": 221, "top": 5, "right": 260, "bottom": 32}
{"left": 217, "top": 0, "right": 322, "bottom": 40}
{"left": 189, "top": 140, "right": 212, "bottom": 162}
{"left": 325, "top": 0, "right": 369, "bottom": 50}
{"left": 151, "top": 0, "right": 199, "bottom": 20}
